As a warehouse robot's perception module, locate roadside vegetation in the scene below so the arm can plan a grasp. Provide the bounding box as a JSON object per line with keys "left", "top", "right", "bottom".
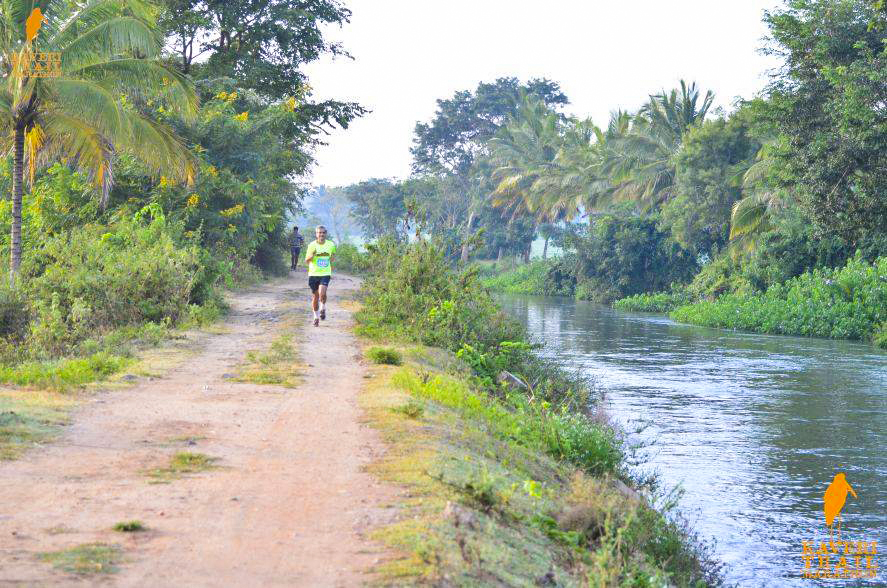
{"left": 0, "top": 0, "right": 361, "bottom": 457}
{"left": 355, "top": 240, "right": 723, "bottom": 586}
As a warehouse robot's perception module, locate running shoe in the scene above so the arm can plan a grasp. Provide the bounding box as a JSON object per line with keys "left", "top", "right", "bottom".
{"left": 313, "top": 318, "right": 319, "bottom": 327}
{"left": 320, "top": 309, "right": 326, "bottom": 320}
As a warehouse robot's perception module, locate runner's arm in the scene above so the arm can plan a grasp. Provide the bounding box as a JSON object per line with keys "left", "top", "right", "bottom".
{"left": 304, "top": 243, "right": 315, "bottom": 263}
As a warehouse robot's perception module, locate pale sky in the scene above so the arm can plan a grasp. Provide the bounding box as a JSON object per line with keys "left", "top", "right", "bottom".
{"left": 303, "top": 1, "right": 783, "bottom": 187}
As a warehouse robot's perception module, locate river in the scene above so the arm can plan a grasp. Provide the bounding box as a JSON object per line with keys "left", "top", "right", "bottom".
{"left": 497, "top": 294, "right": 886, "bottom": 587}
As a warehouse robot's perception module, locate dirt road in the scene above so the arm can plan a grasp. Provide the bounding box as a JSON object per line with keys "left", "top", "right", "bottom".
{"left": 0, "top": 275, "right": 395, "bottom": 586}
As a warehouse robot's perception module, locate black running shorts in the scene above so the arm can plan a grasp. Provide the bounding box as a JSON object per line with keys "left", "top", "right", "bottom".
{"left": 308, "top": 275, "right": 331, "bottom": 292}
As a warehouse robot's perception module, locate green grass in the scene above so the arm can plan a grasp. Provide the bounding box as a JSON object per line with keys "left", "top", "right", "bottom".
{"left": 0, "top": 390, "right": 74, "bottom": 460}
{"left": 391, "top": 400, "right": 424, "bottom": 418}
{"left": 479, "top": 260, "right": 551, "bottom": 294}
{"left": 393, "top": 369, "right": 621, "bottom": 476}
{"left": 113, "top": 520, "right": 145, "bottom": 532}
{"left": 147, "top": 451, "right": 218, "bottom": 483}
{"left": 39, "top": 543, "right": 122, "bottom": 575}
{"left": 0, "top": 352, "right": 131, "bottom": 391}
{"left": 237, "top": 333, "right": 303, "bottom": 387}
{"left": 366, "top": 346, "right": 403, "bottom": 365}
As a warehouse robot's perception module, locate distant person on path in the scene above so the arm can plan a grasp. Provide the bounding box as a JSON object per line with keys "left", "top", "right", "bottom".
{"left": 304, "top": 225, "right": 336, "bottom": 327}
{"left": 290, "top": 226, "right": 305, "bottom": 271}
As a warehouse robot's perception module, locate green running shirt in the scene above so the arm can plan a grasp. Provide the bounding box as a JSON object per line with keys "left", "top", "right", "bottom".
{"left": 306, "top": 240, "right": 336, "bottom": 276}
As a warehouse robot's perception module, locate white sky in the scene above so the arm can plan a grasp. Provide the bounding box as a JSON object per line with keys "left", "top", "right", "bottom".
{"left": 303, "top": 1, "right": 784, "bottom": 187}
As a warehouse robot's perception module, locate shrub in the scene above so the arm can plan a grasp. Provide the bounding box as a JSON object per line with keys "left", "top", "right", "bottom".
{"left": 480, "top": 260, "right": 551, "bottom": 294}
{"left": 113, "top": 521, "right": 145, "bottom": 532}
{"left": 333, "top": 243, "right": 370, "bottom": 275}
{"left": 366, "top": 346, "right": 402, "bottom": 365}
{"left": 356, "top": 238, "right": 524, "bottom": 353}
{"left": 0, "top": 285, "right": 29, "bottom": 341}
{"left": 26, "top": 217, "right": 200, "bottom": 333}
{"left": 567, "top": 214, "right": 698, "bottom": 303}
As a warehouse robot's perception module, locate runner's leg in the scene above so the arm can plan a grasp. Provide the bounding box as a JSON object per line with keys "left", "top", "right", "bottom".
{"left": 319, "top": 283, "right": 328, "bottom": 320}
{"left": 310, "top": 278, "right": 320, "bottom": 326}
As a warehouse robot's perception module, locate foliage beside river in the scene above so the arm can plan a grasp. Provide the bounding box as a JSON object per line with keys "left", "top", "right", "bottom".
{"left": 355, "top": 239, "right": 723, "bottom": 586}
{"left": 671, "top": 256, "right": 887, "bottom": 347}
{"left": 613, "top": 291, "right": 693, "bottom": 313}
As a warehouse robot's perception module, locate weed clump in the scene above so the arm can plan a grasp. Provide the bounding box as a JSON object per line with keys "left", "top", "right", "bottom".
{"left": 39, "top": 543, "right": 122, "bottom": 575}
{"left": 237, "top": 334, "right": 301, "bottom": 387}
{"left": 392, "top": 400, "right": 423, "bottom": 419}
{"left": 148, "top": 451, "right": 217, "bottom": 483}
{"left": 367, "top": 346, "right": 403, "bottom": 365}
{"left": 113, "top": 520, "right": 145, "bottom": 533}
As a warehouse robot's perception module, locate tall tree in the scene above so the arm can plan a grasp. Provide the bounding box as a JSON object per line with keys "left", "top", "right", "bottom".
{"left": 411, "top": 77, "right": 568, "bottom": 261}
{"left": 762, "top": 0, "right": 887, "bottom": 246}
{"left": 1, "top": 0, "right": 197, "bottom": 281}
{"left": 160, "top": 0, "right": 366, "bottom": 129}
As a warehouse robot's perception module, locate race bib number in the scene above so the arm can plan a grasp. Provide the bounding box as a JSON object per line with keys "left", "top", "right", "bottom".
{"left": 316, "top": 257, "right": 330, "bottom": 268}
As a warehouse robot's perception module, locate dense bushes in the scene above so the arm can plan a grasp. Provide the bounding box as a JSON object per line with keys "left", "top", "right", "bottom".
{"left": 565, "top": 214, "right": 698, "bottom": 303}
{"left": 357, "top": 238, "right": 524, "bottom": 352}
{"left": 478, "top": 260, "right": 550, "bottom": 294}
{"left": 357, "top": 239, "right": 597, "bottom": 411}
{"left": 330, "top": 243, "right": 369, "bottom": 275}
{"left": 0, "top": 198, "right": 227, "bottom": 369}
{"left": 672, "top": 255, "right": 887, "bottom": 345}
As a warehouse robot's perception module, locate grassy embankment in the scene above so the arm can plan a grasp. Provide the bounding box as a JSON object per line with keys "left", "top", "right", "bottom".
{"left": 354, "top": 240, "right": 722, "bottom": 587}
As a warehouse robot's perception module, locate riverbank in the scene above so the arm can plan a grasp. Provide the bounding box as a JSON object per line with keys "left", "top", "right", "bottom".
{"left": 357, "top": 241, "right": 722, "bottom": 586}
{"left": 481, "top": 255, "right": 887, "bottom": 349}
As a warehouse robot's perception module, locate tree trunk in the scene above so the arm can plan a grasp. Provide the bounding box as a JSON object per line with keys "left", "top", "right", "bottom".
{"left": 542, "top": 236, "right": 549, "bottom": 260}
{"left": 496, "top": 246, "right": 503, "bottom": 264}
{"left": 10, "top": 125, "right": 24, "bottom": 283}
{"left": 460, "top": 210, "right": 476, "bottom": 263}
{"left": 522, "top": 244, "right": 531, "bottom": 264}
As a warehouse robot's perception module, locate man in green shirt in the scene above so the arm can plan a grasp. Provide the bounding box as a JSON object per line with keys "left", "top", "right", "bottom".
{"left": 304, "top": 225, "right": 336, "bottom": 327}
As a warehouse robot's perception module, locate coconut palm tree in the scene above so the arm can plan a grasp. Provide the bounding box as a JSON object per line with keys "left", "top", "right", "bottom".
{"left": 487, "top": 93, "right": 563, "bottom": 222}
{"left": 1, "top": 0, "right": 198, "bottom": 281}
{"left": 614, "top": 80, "right": 714, "bottom": 208}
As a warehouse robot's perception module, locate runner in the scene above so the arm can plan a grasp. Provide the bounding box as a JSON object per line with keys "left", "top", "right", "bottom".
{"left": 290, "top": 226, "right": 304, "bottom": 271}
{"left": 304, "top": 225, "right": 336, "bottom": 327}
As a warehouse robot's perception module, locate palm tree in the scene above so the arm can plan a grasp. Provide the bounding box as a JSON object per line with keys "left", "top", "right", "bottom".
{"left": 614, "top": 80, "right": 714, "bottom": 208}
{"left": 1, "top": 0, "right": 198, "bottom": 281}
{"left": 728, "top": 141, "right": 787, "bottom": 245}
{"left": 487, "top": 93, "right": 564, "bottom": 222}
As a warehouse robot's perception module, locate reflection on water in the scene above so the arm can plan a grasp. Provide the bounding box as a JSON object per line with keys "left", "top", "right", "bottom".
{"left": 498, "top": 294, "right": 886, "bottom": 587}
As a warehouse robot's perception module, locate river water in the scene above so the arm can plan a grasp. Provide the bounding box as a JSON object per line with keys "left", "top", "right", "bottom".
{"left": 497, "top": 294, "right": 886, "bottom": 588}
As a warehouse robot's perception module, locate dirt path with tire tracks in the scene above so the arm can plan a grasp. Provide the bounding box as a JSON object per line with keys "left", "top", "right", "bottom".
{"left": 0, "top": 274, "right": 396, "bottom": 587}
